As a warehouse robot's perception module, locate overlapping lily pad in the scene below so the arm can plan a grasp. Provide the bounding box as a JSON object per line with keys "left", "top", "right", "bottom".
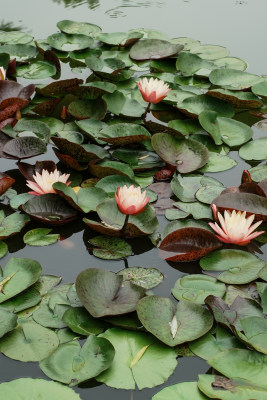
{"left": 130, "top": 39, "right": 183, "bottom": 60}
{"left": 209, "top": 68, "right": 263, "bottom": 90}
{"left": 47, "top": 33, "right": 93, "bottom": 52}
{"left": 118, "top": 267, "right": 163, "bottom": 289}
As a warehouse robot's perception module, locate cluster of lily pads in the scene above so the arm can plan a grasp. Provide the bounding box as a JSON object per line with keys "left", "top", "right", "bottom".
{"left": 0, "top": 21, "right": 267, "bottom": 399}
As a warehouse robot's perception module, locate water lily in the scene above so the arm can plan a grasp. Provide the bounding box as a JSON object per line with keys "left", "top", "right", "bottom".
{"left": 115, "top": 185, "right": 150, "bottom": 215}
{"left": 0, "top": 67, "right": 6, "bottom": 80}
{"left": 209, "top": 206, "right": 264, "bottom": 245}
{"left": 137, "top": 77, "right": 171, "bottom": 104}
{"left": 26, "top": 169, "right": 71, "bottom": 196}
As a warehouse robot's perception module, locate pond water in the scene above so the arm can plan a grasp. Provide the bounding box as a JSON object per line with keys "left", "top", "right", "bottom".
{"left": 1, "top": 0, "right": 267, "bottom": 399}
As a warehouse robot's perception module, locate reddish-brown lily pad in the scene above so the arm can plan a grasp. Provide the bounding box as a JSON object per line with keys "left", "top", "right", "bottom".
{"left": 18, "top": 161, "right": 57, "bottom": 181}
{"left": 0, "top": 81, "right": 35, "bottom": 102}
{"left": 3, "top": 137, "right": 47, "bottom": 160}
{"left": 159, "top": 227, "right": 222, "bottom": 262}
{"left": 0, "top": 172, "right": 15, "bottom": 196}
{"left": 52, "top": 148, "right": 88, "bottom": 171}
{"left": 36, "top": 78, "right": 83, "bottom": 97}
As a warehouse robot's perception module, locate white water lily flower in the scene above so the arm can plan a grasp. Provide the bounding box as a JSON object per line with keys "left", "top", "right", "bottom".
{"left": 137, "top": 77, "right": 171, "bottom": 104}
{"left": 26, "top": 169, "right": 71, "bottom": 196}
{"left": 115, "top": 185, "right": 150, "bottom": 215}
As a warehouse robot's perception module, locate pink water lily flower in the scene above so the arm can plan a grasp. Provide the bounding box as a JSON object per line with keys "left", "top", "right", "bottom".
{"left": 26, "top": 169, "right": 71, "bottom": 196}
{"left": 137, "top": 77, "right": 171, "bottom": 104}
{"left": 0, "top": 67, "right": 6, "bottom": 80}
{"left": 209, "top": 206, "right": 264, "bottom": 246}
{"left": 115, "top": 185, "right": 150, "bottom": 215}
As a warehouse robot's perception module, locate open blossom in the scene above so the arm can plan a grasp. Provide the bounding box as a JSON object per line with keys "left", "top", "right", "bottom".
{"left": 0, "top": 67, "right": 6, "bottom": 80}
{"left": 26, "top": 169, "right": 71, "bottom": 196}
{"left": 137, "top": 77, "right": 171, "bottom": 104}
{"left": 115, "top": 185, "right": 150, "bottom": 215}
{"left": 209, "top": 206, "right": 264, "bottom": 246}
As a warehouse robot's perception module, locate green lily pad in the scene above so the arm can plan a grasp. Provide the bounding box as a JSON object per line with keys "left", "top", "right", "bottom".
{"left": 97, "top": 31, "right": 143, "bottom": 46}
{"left": 239, "top": 316, "right": 267, "bottom": 355}
{"left": 85, "top": 56, "right": 133, "bottom": 81}
{"left": 174, "top": 201, "right": 212, "bottom": 219}
{"left": 62, "top": 307, "right": 107, "bottom": 335}
{"left": 214, "top": 56, "right": 247, "bottom": 70}
{"left": 0, "top": 31, "right": 33, "bottom": 44}
{"left": 198, "top": 152, "right": 237, "bottom": 173}
{"left": 252, "top": 80, "right": 267, "bottom": 100}
{"left": 23, "top": 228, "right": 59, "bottom": 246}
{"left": 152, "top": 133, "right": 209, "bottom": 173}
{"left": 0, "top": 44, "right": 38, "bottom": 61}
{"left": 47, "top": 33, "right": 93, "bottom": 51}
{"left": 209, "top": 68, "right": 263, "bottom": 90}
{"left": 75, "top": 268, "right": 146, "bottom": 318}
{"left": 21, "top": 194, "right": 78, "bottom": 226}
{"left": 191, "top": 44, "right": 229, "bottom": 60}
{"left": 195, "top": 185, "right": 225, "bottom": 204}
{"left": 239, "top": 138, "right": 267, "bottom": 161}
{"left": 178, "top": 94, "right": 234, "bottom": 118}
{"left": 171, "top": 37, "right": 200, "bottom": 50}
{"left": 88, "top": 159, "right": 134, "bottom": 180}
{"left": 3, "top": 136, "right": 47, "bottom": 159}
{"left": 118, "top": 267, "right": 163, "bottom": 289}
{"left": 198, "top": 374, "right": 267, "bottom": 400}
{"left": 200, "top": 249, "right": 266, "bottom": 284}
{"left": 130, "top": 39, "right": 182, "bottom": 61}
{"left": 207, "top": 348, "right": 267, "bottom": 389}
{"left": 0, "top": 309, "right": 17, "bottom": 338}
{"left": 14, "top": 119, "right": 51, "bottom": 142}
{"left": 0, "top": 286, "right": 41, "bottom": 313}
{"left": 0, "top": 211, "right": 30, "bottom": 240}
{"left": 176, "top": 52, "right": 214, "bottom": 76}
{"left": 68, "top": 98, "right": 107, "bottom": 120}
{"left": 0, "top": 321, "right": 59, "bottom": 361}
{"left": 99, "top": 123, "right": 150, "bottom": 145}
{"left": 88, "top": 235, "right": 132, "bottom": 260}
{"left": 32, "top": 302, "right": 69, "bottom": 329}
{"left": 40, "top": 335, "right": 115, "bottom": 386}
{"left": 0, "top": 257, "right": 42, "bottom": 303}
{"left": 168, "top": 119, "right": 202, "bottom": 136}
{"left": 153, "top": 381, "right": 209, "bottom": 400}
{"left": 96, "top": 328, "right": 177, "bottom": 389}
{"left": 137, "top": 296, "right": 213, "bottom": 346}
{"left": 75, "top": 119, "right": 106, "bottom": 144}
{"left": 95, "top": 175, "right": 136, "bottom": 195}
{"left": 0, "top": 378, "right": 81, "bottom": 400}
{"left": 112, "top": 148, "right": 164, "bottom": 171}
{"left": 103, "top": 91, "right": 145, "bottom": 118}
{"left": 0, "top": 241, "right": 8, "bottom": 258}
{"left": 16, "top": 61, "right": 56, "bottom": 79}
{"left": 172, "top": 275, "right": 226, "bottom": 304}
{"left": 57, "top": 20, "right": 101, "bottom": 36}
{"left": 199, "top": 111, "right": 253, "bottom": 146}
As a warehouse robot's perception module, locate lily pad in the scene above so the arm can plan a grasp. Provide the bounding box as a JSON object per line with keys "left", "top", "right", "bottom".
{"left": 159, "top": 227, "right": 222, "bottom": 262}
{"left": 16, "top": 61, "right": 56, "bottom": 79}
{"left": 103, "top": 91, "right": 145, "bottom": 118}
{"left": 0, "top": 31, "right": 33, "bottom": 44}
{"left": 88, "top": 236, "right": 132, "bottom": 260}
{"left": 200, "top": 249, "right": 266, "bottom": 284}
{"left": 0, "top": 321, "right": 59, "bottom": 361}
{"left": 0, "top": 241, "right": 8, "bottom": 258}
{"left": 21, "top": 194, "right": 78, "bottom": 225}
{"left": 0, "top": 257, "right": 42, "bottom": 303}
{"left": 118, "top": 267, "right": 163, "bottom": 289}
{"left": 172, "top": 275, "right": 226, "bottom": 304}
{"left": 0, "top": 286, "right": 41, "bottom": 313}
{"left": 130, "top": 39, "right": 183, "bottom": 61}
{"left": 0, "top": 309, "right": 17, "bottom": 338}
{"left": 47, "top": 33, "right": 93, "bottom": 51}
{"left": 153, "top": 381, "right": 209, "bottom": 400}
{"left": 239, "top": 138, "right": 267, "bottom": 161}
{"left": 207, "top": 88, "right": 263, "bottom": 108}
{"left": 62, "top": 307, "right": 107, "bottom": 335}
{"left": 52, "top": 137, "right": 107, "bottom": 162}
{"left": 190, "top": 44, "right": 229, "bottom": 60}
{"left": 137, "top": 296, "right": 213, "bottom": 346}
{"left": 57, "top": 20, "right": 101, "bottom": 36}
{"left": 3, "top": 136, "right": 47, "bottom": 159}
{"left": 97, "top": 31, "right": 143, "bottom": 46}
{"left": 96, "top": 328, "right": 177, "bottom": 389}
{"left": 252, "top": 80, "right": 267, "bottom": 100}
{"left": 99, "top": 123, "right": 150, "bottom": 145}
{"left": 209, "top": 68, "right": 263, "bottom": 90}
{"left": 0, "top": 211, "right": 30, "bottom": 240}
{"left": 195, "top": 185, "right": 225, "bottom": 204}
{"left": 40, "top": 335, "right": 115, "bottom": 386}
{"left": 75, "top": 268, "right": 146, "bottom": 317}
{"left": 178, "top": 94, "right": 234, "bottom": 118}
{"left": 23, "top": 228, "right": 59, "bottom": 246}
{"left": 0, "top": 378, "right": 82, "bottom": 400}
{"left": 0, "top": 172, "right": 15, "bottom": 196}
{"left": 68, "top": 98, "right": 107, "bottom": 120}
{"left": 152, "top": 133, "right": 209, "bottom": 173}
{"left": 198, "top": 152, "right": 237, "bottom": 173}
{"left": 176, "top": 52, "right": 214, "bottom": 76}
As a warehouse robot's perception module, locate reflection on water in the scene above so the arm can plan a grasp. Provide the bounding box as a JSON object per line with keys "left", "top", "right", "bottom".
{"left": 0, "top": 19, "right": 25, "bottom": 32}
{"left": 105, "top": 0, "right": 164, "bottom": 18}
{"left": 53, "top": 0, "right": 99, "bottom": 9}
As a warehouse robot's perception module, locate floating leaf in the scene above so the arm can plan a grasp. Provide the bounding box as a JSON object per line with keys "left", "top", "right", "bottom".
{"left": 68, "top": 98, "right": 107, "bottom": 120}
{"left": 23, "top": 228, "right": 59, "bottom": 246}
{"left": 0, "top": 211, "right": 30, "bottom": 240}
{"left": 63, "top": 307, "right": 107, "bottom": 335}
{"left": 47, "top": 33, "right": 93, "bottom": 51}
{"left": 0, "top": 309, "right": 17, "bottom": 338}
{"left": 3, "top": 136, "right": 47, "bottom": 159}
{"left": 239, "top": 138, "right": 267, "bottom": 161}
{"left": 130, "top": 39, "right": 182, "bottom": 60}
{"left": 153, "top": 381, "right": 209, "bottom": 400}
{"left": 57, "top": 20, "right": 101, "bottom": 36}
{"left": 99, "top": 123, "right": 150, "bottom": 145}
{"left": 75, "top": 268, "right": 146, "bottom": 318}
{"left": 0, "top": 172, "right": 15, "bottom": 196}
{"left": 198, "top": 152, "right": 237, "bottom": 173}
{"left": 96, "top": 328, "right": 177, "bottom": 389}
{"left": 137, "top": 296, "right": 213, "bottom": 346}
{"left": 178, "top": 94, "right": 234, "bottom": 118}
{"left": 88, "top": 235, "right": 132, "bottom": 260}
{"left": 118, "top": 267, "right": 163, "bottom": 289}
{"left": 16, "top": 61, "right": 56, "bottom": 79}
{"left": 0, "top": 378, "right": 82, "bottom": 400}
{"left": 209, "top": 68, "right": 263, "bottom": 90}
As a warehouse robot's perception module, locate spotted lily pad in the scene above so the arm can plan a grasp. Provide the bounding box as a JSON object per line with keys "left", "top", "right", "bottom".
{"left": 21, "top": 194, "right": 78, "bottom": 226}
{"left": 51, "top": 137, "right": 108, "bottom": 162}
{"left": 152, "top": 133, "right": 209, "bottom": 173}
{"left": 137, "top": 296, "right": 213, "bottom": 347}
{"left": 75, "top": 268, "right": 146, "bottom": 317}
{"left": 0, "top": 173, "right": 15, "bottom": 196}
{"left": 172, "top": 275, "right": 226, "bottom": 304}
{"left": 87, "top": 235, "right": 132, "bottom": 260}
{"left": 96, "top": 328, "right": 177, "bottom": 389}
{"left": 68, "top": 99, "right": 107, "bottom": 120}
{"left": 159, "top": 228, "right": 222, "bottom": 262}
{"left": 3, "top": 136, "right": 47, "bottom": 159}
{"left": 23, "top": 228, "right": 59, "bottom": 246}
{"left": 99, "top": 123, "right": 150, "bottom": 145}
{"left": 118, "top": 267, "right": 163, "bottom": 289}
{"left": 40, "top": 335, "right": 115, "bottom": 386}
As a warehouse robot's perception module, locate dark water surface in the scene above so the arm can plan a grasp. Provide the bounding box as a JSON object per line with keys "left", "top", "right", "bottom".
{"left": 1, "top": 0, "right": 267, "bottom": 399}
